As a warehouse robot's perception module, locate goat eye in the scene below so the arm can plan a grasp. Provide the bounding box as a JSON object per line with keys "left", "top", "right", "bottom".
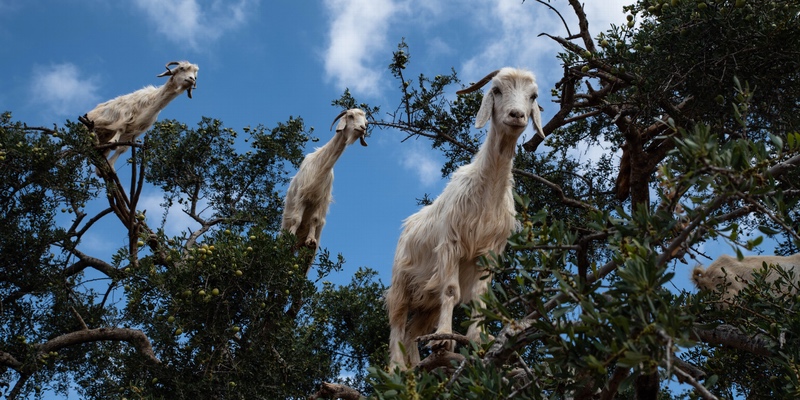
{"left": 491, "top": 87, "right": 501, "bottom": 95}
{"left": 530, "top": 93, "right": 538, "bottom": 101}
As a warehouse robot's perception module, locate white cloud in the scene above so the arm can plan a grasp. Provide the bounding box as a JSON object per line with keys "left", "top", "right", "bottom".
{"left": 29, "top": 63, "right": 100, "bottom": 117}
{"left": 458, "top": 1, "right": 629, "bottom": 89}
{"left": 583, "top": 1, "right": 630, "bottom": 30}
{"left": 399, "top": 141, "right": 442, "bottom": 187}
{"left": 133, "top": 0, "right": 257, "bottom": 51}
{"left": 322, "top": 0, "right": 398, "bottom": 96}
{"left": 459, "top": 1, "right": 564, "bottom": 84}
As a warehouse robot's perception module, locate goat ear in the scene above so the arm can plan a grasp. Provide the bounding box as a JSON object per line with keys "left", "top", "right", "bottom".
{"left": 475, "top": 89, "right": 494, "bottom": 129}
{"left": 531, "top": 99, "right": 545, "bottom": 138}
{"left": 335, "top": 117, "right": 347, "bottom": 132}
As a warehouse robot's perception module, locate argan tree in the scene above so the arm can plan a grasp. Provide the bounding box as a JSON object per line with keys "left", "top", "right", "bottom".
{"left": 365, "top": 0, "right": 800, "bottom": 398}
{"left": 0, "top": 112, "right": 388, "bottom": 399}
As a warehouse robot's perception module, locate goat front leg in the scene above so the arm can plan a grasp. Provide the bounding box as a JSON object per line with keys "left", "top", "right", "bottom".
{"left": 105, "top": 145, "right": 129, "bottom": 173}
{"left": 304, "top": 209, "right": 326, "bottom": 250}
{"left": 429, "top": 252, "right": 461, "bottom": 352}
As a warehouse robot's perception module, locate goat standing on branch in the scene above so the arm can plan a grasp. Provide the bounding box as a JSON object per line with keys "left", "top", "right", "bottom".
{"left": 281, "top": 109, "right": 368, "bottom": 271}
{"left": 79, "top": 61, "right": 199, "bottom": 175}
{"left": 386, "top": 67, "right": 545, "bottom": 369}
{"left": 693, "top": 252, "right": 800, "bottom": 302}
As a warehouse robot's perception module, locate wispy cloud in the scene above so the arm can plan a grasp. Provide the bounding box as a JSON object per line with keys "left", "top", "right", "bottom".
{"left": 137, "top": 192, "right": 210, "bottom": 238}
{"left": 133, "top": 0, "right": 257, "bottom": 51}
{"left": 322, "top": 0, "right": 398, "bottom": 96}
{"left": 399, "top": 142, "right": 442, "bottom": 187}
{"left": 29, "top": 63, "right": 100, "bottom": 117}
{"left": 458, "top": 1, "right": 628, "bottom": 87}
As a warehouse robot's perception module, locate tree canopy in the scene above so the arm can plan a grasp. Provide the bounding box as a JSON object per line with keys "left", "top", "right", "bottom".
{"left": 2, "top": 0, "right": 800, "bottom": 399}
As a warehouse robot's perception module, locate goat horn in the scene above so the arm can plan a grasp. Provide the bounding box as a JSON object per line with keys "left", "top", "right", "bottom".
{"left": 329, "top": 110, "right": 348, "bottom": 131}
{"left": 156, "top": 62, "right": 181, "bottom": 78}
{"left": 456, "top": 70, "right": 501, "bottom": 95}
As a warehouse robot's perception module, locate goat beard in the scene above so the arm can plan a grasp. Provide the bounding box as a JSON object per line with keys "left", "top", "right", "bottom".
{"left": 187, "top": 88, "right": 193, "bottom": 99}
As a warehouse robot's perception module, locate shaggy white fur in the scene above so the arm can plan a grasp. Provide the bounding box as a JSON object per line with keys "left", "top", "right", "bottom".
{"left": 386, "top": 68, "right": 544, "bottom": 369}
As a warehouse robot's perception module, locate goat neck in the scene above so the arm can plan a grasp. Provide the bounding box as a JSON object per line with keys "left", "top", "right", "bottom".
{"left": 152, "top": 78, "right": 188, "bottom": 110}
{"left": 310, "top": 128, "right": 353, "bottom": 172}
{"left": 471, "top": 122, "right": 521, "bottom": 191}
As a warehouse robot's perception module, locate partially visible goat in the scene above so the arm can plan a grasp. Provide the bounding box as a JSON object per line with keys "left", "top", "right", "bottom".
{"left": 281, "top": 109, "right": 368, "bottom": 267}
{"left": 80, "top": 61, "right": 198, "bottom": 174}
{"left": 386, "top": 68, "right": 545, "bottom": 369}
{"left": 692, "top": 252, "right": 800, "bottom": 301}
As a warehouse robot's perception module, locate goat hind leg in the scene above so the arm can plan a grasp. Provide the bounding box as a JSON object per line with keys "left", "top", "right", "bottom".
{"left": 387, "top": 284, "right": 412, "bottom": 369}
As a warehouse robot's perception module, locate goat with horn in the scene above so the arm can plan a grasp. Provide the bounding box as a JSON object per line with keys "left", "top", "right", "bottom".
{"left": 280, "top": 108, "right": 369, "bottom": 273}
{"left": 386, "top": 67, "right": 545, "bottom": 369}
{"left": 79, "top": 60, "right": 199, "bottom": 175}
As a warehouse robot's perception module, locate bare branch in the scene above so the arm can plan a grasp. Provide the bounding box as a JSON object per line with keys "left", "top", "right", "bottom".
{"left": 674, "top": 367, "right": 719, "bottom": 400}
{"left": 513, "top": 168, "right": 597, "bottom": 211}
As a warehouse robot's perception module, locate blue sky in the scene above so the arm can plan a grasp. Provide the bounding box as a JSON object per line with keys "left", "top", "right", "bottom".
{"left": 0, "top": 0, "right": 642, "bottom": 285}
{"left": 1, "top": 0, "right": 760, "bottom": 395}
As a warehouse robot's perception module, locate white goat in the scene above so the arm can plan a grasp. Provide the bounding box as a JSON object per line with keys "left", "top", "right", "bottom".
{"left": 386, "top": 68, "right": 545, "bottom": 369}
{"left": 281, "top": 109, "right": 368, "bottom": 263}
{"left": 80, "top": 61, "right": 198, "bottom": 174}
{"left": 692, "top": 252, "right": 800, "bottom": 301}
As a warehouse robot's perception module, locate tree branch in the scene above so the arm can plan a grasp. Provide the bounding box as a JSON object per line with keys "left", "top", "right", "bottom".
{"left": 690, "top": 324, "right": 774, "bottom": 357}
{"left": 38, "top": 327, "right": 160, "bottom": 364}
{"left": 309, "top": 382, "right": 362, "bottom": 400}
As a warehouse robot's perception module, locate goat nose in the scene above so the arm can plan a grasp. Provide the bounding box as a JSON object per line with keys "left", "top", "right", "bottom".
{"left": 509, "top": 109, "right": 524, "bottom": 119}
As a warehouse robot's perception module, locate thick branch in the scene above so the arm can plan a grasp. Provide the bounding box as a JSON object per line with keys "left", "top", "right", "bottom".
{"left": 309, "top": 382, "right": 362, "bottom": 400}
{"left": 0, "top": 351, "right": 23, "bottom": 369}
{"left": 690, "top": 324, "right": 774, "bottom": 357}
{"left": 38, "top": 327, "right": 160, "bottom": 364}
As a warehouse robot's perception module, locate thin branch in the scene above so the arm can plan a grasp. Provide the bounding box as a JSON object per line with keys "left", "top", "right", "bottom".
{"left": 513, "top": 168, "right": 596, "bottom": 211}
{"left": 70, "top": 306, "right": 89, "bottom": 330}
{"left": 533, "top": 0, "right": 571, "bottom": 37}
{"left": 674, "top": 367, "right": 718, "bottom": 400}
{"left": 63, "top": 248, "right": 122, "bottom": 279}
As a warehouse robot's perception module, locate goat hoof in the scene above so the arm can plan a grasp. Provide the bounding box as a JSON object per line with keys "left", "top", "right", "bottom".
{"left": 428, "top": 339, "right": 455, "bottom": 353}
{"left": 305, "top": 238, "right": 317, "bottom": 249}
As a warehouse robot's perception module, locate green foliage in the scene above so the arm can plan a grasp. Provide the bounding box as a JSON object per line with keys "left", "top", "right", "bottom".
{"left": 3, "top": 0, "right": 800, "bottom": 398}
{"left": 0, "top": 112, "right": 390, "bottom": 399}
{"left": 362, "top": 1, "right": 800, "bottom": 398}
